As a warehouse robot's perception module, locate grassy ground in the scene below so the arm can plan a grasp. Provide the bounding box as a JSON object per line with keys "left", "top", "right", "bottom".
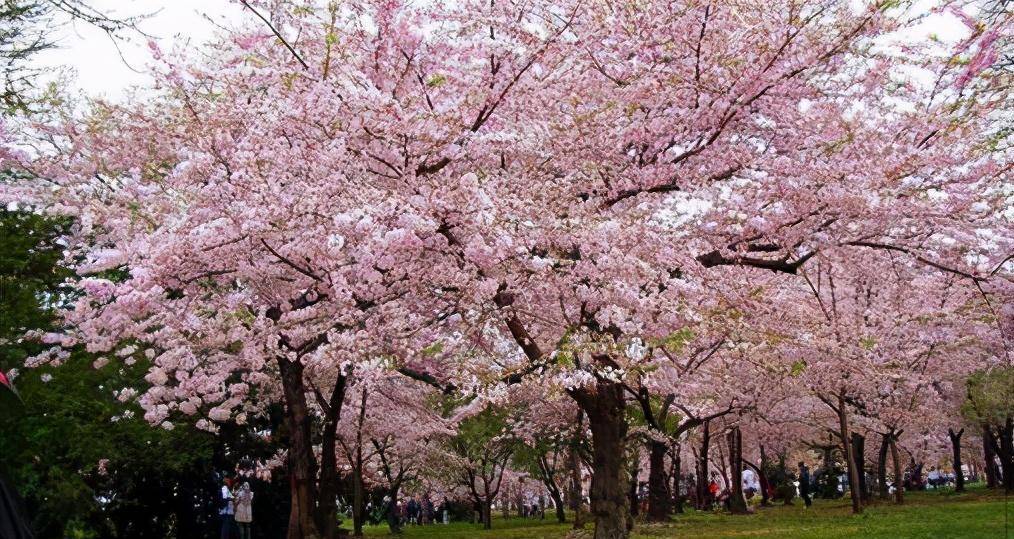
{"left": 361, "top": 485, "right": 1012, "bottom": 538}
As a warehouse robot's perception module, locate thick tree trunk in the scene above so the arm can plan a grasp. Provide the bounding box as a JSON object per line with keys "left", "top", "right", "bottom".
{"left": 996, "top": 418, "right": 1014, "bottom": 492}
{"left": 386, "top": 484, "right": 402, "bottom": 534}
{"left": 983, "top": 424, "right": 999, "bottom": 489}
{"left": 551, "top": 486, "right": 566, "bottom": 523}
{"left": 851, "top": 433, "right": 869, "bottom": 503}
{"left": 669, "top": 449, "right": 685, "bottom": 514}
{"left": 318, "top": 376, "right": 347, "bottom": 539}
{"left": 837, "top": 393, "right": 862, "bottom": 514}
{"left": 352, "top": 465, "right": 365, "bottom": 537}
{"left": 889, "top": 437, "right": 904, "bottom": 505}
{"left": 573, "top": 378, "right": 630, "bottom": 539}
{"left": 628, "top": 451, "right": 640, "bottom": 519}
{"left": 646, "top": 440, "right": 671, "bottom": 521}
{"left": 280, "top": 358, "right": 324, "bottom": 539}
{"left": 726, "top": 427, "right": 749, "bottom": 514}
{"left": 948, "top": 428, "right": 965, "bottom": 492}
{"left": 671, "top": 448, "right": 685, "bottom": 514}
{"left": 877, "top": 432, "right": 890, "bottom": 499}
{"left": 695, "top": 421, "right": 711, "bottom": 510}
{"left": 482, "top": 501, "right": 492, "bottom": 530}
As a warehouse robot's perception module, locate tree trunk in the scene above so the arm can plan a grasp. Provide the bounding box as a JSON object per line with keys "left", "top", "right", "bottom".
{"left": 760, "top": 445, "right": 772, "bottom": 505}
{"left": 983, "top": 424, "right": 999, "bottom": 489}
{"left": 569, "top": 440, "right": 585, "bottom": 529}
{"left": 696, "top": 421, "right": 711, "bottom": 510}
{"left": 889, "top": 436, "right": 904, "bottom": 505}
{"left": 482, "top": 501, "right": 492, "bottom": 530}
{"left": 851, "top": 433, "right": 869, "bottom": 503}
{"left": 726, "top": 427, "right": 749, "bottom": 514}
{"left": 573, "top": 378, "right": 630, "bottom": 539}
{"left": 671, "top": 448, "right": 685, "bottom": 513}
{"left": 837, "top": 393, "right": 862, "bottom": 514}
{"left": 386, "top": 484, "right": 402, "bottom": 534}
{"left": 996, "top": 418, "right": 1014, "bottom": 492}
{"left": 318, "top": 376, "right": 347, "bottom": 539}
{"left": 948, "top": 428, "right": 965, "bottom": 492}
{"left": 628, "top": 451, "right": 640, "bottom": 519}
{"left": 716, "top": 439, "right": 731, "bottom": 491}
{"left": 279, "top": 357, "right": 324, "bottom": 539}
{"left": 550, "top": 486, "right": 566, "bottom": 523}
{"left": 877, "top": 432, "right": 890, "bottom": 499}
{"left": 646, "top": 440, "right": 670, "bottom": 521}
{"left": 352, "top": 465, "right": 365, "bottom": 537}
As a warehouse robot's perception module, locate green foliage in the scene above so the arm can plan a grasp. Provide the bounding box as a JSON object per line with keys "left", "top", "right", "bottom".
{"left": 454, "top": 407, "right": 514, "bottom": 452}
{"left": 0, "top": 208, "right": 73, "bottom": 367}
{"left": 0, "top": 206, "right": 294, "bottom": 538}
{"left": 961, "top": 367, "right": 1014, "bottom": 426}
{"left": 0, "top": 352, "right": 218, "bottom": 538}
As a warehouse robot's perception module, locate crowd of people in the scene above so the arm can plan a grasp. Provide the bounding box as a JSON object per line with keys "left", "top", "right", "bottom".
{"left": 391, "top": 495, "right": 448, "bottom": 526}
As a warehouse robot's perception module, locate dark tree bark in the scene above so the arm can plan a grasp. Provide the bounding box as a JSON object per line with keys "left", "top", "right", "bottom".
{"left": 984, "top": 419, "right": 1014, "bottom": 492}
{"left": 628, "top": 451, "right": 640, "bottom": 519}
{"left": 948, "top": 428, "right": 965, "bottom": 492}
{"left": 646, "top": 440, "right": 671, "bottom": 521}
{"left": 759, "top": 445, "right": 772, "bottom": 505}
{"left": 573, "top": 378, "right": 631, "bottom": 539}
{"left": 551, "top": 486, "right": 566, "bottom": 523}
{"left": 569, "top": 410, "right": 586, "bottom": 529}
{"left": 726, "top": 427, "right": 749, "bottom": 514}
{"left": 836, "top": 393, "right": 862, "bottom": 514}
{"left": 877, "top": 432, "right": 891, "bottom": 499}
{"left": 851, "top": 433, "right": 869, "bottom": 503}
{"left": 671, "top": 447, "right": 685, "bottom": 514}
{"left": 716, "top": 440, "right": 731, "bottom": 492}
{"left": 481, "top": 501, "right": 492, "bottom": 530}
{"left": 372, "top": 436, "right": 408, "bottom": 535}
{"left": 536, "top": 451, "right": 567, "bottom": 523}
{"left": 983, "top": 424, "right": 999, "bottom": 489}
{"left": 889, "top": 437, "right": 904, "bottom": 505}
{"left": 317, "top": 375, "right": 347, "bottom": 539}
{"left": 279, "top": 357, "right": 325, "bottom": 539}
{"left": 351, "top": 464, "right": 365, "bottom": 537}
{"left": 695, "top": 421, "right": 711, "bottom": 510}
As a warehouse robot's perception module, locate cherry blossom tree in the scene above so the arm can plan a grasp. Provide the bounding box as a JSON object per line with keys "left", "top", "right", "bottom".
{"left": 3, "top": 0, "right": 1010, "bottom": 538}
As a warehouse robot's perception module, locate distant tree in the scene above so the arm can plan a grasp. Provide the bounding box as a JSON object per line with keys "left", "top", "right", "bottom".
{"left": 962, "top": 368, "right": 1014, "bottom": 492}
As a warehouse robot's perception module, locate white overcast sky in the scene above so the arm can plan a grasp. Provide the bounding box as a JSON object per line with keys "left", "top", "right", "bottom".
{"left": 35, "top": 1, "right": 247, "bottom": 101}
{"left": 36, "top": 1, "right": 970, "bottom": 102}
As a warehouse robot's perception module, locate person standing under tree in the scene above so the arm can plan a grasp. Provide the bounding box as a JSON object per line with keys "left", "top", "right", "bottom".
{"left": 234, "top": 482, "right": 254, "bottom": 539}
{"left": 798, "top": 463, "right": 812, "bottom": 508}
{"left": 220, "top": 477, "right": 236, "bottom": 539}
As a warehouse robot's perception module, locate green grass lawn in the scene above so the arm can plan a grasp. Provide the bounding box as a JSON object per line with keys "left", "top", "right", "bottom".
{"left": 361, "top": 485, "right": 1012, "bottom": 538}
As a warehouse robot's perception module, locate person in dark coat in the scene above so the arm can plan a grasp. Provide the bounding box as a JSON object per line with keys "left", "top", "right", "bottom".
{"left": 406, "top": 497, "right": 419, "bottom": 525}
{"left": 798, "top": 462, "right": 813, "bottom": 508}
